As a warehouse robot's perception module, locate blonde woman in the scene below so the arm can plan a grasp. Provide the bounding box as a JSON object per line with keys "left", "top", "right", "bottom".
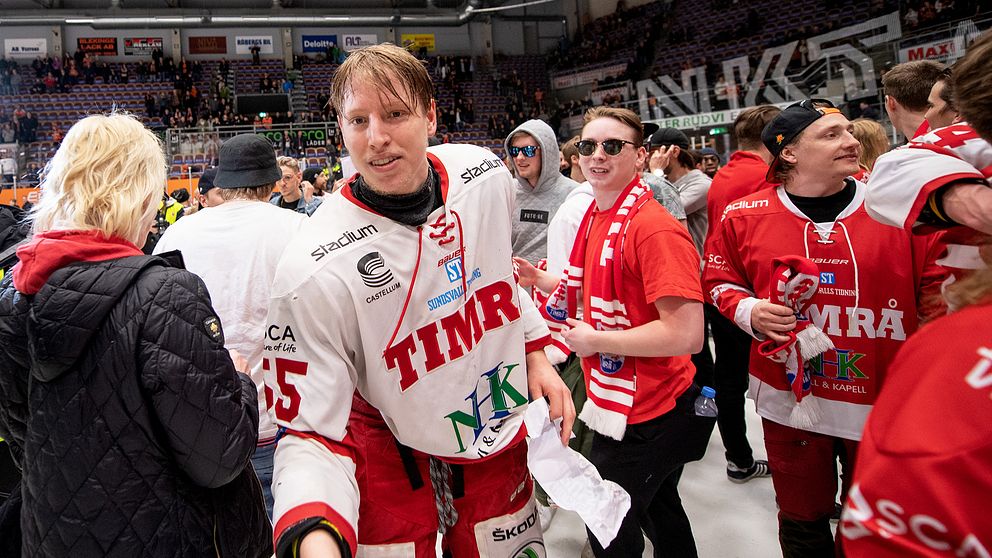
{"left": 0, "top": 113, "right": 271, "bottom": 557}
{"left": 851, "top": 117, "right": 890, "bottom": 175}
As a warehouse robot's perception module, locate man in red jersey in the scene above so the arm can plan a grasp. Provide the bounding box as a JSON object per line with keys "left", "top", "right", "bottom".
{"left": 704, "top": 99, "right": 946, "bottom": 557}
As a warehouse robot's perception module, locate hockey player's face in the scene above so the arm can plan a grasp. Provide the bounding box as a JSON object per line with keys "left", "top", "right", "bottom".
{"left": 338, "top": 76, "right": 437, "bottom": 196}
{"left": 578, "top": 117, "right": 646, "bottom": 193}
{"left": 788, "top": 113, "right": 860, "bottom": 180}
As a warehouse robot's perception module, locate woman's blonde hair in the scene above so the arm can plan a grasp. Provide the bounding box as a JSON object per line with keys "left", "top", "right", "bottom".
{"left": 30, "top": 112, "right": 166, "bottom": 245}
{"left": 851, "top": 118, "right": 890, "bottom": 172}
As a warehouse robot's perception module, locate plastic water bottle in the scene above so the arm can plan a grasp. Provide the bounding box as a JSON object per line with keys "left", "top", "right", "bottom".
{"left": 694, "top": 386, "right": 718, "bottom": 417}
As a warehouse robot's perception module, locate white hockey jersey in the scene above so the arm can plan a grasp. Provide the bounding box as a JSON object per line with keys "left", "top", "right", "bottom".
{"left": 866, "top": 123, "right": 992, "bottom": 300}
{"left": 263, "top": 143, "right": 551, "bottom": 554}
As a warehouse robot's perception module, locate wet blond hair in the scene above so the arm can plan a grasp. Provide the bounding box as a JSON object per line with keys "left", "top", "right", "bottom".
{"left": 330, "top": 43, "right": 434, "bottom": 116}
{"left": 30, "top": 112, "right": 166, "bottom": 245}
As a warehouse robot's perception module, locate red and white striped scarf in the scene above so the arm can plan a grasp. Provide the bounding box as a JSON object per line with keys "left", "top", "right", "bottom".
{"left": 756, "top": 256, "right": 833, "bottom": 429}
{"left": 541, "top": 176, "right": 653, "bottom": 440}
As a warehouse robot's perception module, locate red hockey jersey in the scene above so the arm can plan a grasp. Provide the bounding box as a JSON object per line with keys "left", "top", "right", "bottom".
{"left": 841, "top": 302, "right": 992, "bottom": 557}
{"left": 703, "top": 182, "right": 946, "bottom": 440}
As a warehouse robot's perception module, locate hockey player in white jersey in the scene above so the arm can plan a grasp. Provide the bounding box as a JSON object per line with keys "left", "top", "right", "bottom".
{"left": 263, "top": 43, "right": 574, "bottom": 558}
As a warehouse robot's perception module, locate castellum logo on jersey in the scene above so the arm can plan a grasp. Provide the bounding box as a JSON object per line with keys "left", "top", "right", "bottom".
{"left": 384, "top": 280, "right": 521, "bottom": 391}
{"left": 357, "top": 251, "right": 394, "bottom": 288}
{"left": 445, "top": 360, "right": 526, "bottom": 455}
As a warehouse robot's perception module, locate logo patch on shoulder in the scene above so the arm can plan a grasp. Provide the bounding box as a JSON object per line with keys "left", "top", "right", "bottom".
{"left": 203, "top": 316, "right": 224, "bottom": 343}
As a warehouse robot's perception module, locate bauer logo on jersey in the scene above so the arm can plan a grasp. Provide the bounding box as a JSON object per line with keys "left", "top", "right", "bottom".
{"left": 357, "top": 252, "right": 394, "bottom": 288}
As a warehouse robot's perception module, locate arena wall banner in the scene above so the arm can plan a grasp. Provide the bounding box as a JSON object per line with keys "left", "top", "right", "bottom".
{"left": 123, "top": 37, "right": 163, "bottom": 56}
{"left": 235, "top": 35, "right": 274, "bottom": 55}
{"left": 897, "top": 35, "right": 977, "bottom": 63}
{"left": 189, "top": 36, "right": 227, "bottom": 55}
{"left": 77, "top": 37, "right": 118, "bottom": 56}
{"left": 302, "top": 34, "right": 338, "bottom": 53}
{"left": 553, "top": 62, "right": 627, "bottom": 89}
{"left": 401, "top": 33, "right": 435, "bottom": 52}
{"left": 3, "top": 38, "right": 46, "bottom": 59}
{"left": 342, "top": 34, "right": 378, "bottom": 52}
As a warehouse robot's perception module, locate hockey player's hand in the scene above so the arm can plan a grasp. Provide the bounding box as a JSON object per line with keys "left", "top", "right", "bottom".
{"left": 750, "top": 300, "right": 796, "bottom": 344}
{"left": 526, "top": 350, "right": 575, "bottom": 446}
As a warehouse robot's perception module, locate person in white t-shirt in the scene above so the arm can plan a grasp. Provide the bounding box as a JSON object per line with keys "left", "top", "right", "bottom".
{"left": 154, "top": 134, "right": 305, "bottom": 518}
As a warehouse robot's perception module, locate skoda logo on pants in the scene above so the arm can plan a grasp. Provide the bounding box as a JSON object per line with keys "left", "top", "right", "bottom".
{"left": 357, "top": 252, "right": 394, "bottom": 288}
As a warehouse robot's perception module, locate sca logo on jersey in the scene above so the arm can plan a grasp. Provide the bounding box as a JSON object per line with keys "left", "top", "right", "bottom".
{"left": 445, "top": 361, "right": 526, "bottom": 455}
{"left": 492, "top": 509, "right": 538, "bottom": 542}
{"left": 843, "top": 484, "right": 989, "bottom": 557}
{"left": 460, "top": 158, "right": 503, "bottom": 184}
{"left": 357, "top": 252, "right": 394, "bottom": 288}
{"left": 311, "top": 224, "right": 378, "bottom": 261}
{"left": 386, "top": 280, "right": 522, "bottom": 391}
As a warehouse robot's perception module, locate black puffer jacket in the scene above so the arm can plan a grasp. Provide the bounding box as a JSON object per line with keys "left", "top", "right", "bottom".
{"left": 0, "top": 251, "right": 271, "bottom": 557}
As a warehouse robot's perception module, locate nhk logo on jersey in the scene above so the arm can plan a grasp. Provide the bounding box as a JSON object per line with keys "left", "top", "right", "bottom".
{"left": 445, "top": 361, "right": 525, "bottom": 455}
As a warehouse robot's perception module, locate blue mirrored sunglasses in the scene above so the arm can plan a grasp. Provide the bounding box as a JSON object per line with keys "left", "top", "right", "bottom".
{"left": 508, "top": 145, "right": 540, "bottom": 158}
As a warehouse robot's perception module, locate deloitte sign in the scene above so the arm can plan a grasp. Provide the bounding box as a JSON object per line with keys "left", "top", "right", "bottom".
{"left": 302, "top": 35, "right": 338, "bottom": 53}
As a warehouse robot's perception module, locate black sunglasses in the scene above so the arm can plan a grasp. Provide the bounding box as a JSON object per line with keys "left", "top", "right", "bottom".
{"left": 508, "top": 145, "right": 540, "bottom": 158}
{"left": 576, "top": 139, "right": 638, "bottom": 157}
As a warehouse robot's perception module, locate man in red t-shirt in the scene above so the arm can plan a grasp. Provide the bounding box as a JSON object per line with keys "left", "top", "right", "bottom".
{"left": 550, "top": 106, "right": 713, "bottom": 557}
{"left": 703, "top": 105, "right": 780, "bottom": 484}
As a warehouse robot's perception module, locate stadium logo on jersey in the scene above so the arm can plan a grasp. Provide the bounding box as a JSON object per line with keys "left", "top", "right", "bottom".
{"left": 445, "top": 361, "right": 526, "bottom": 455}
{"left": 311, "top": 224, "right": 378, "bottom": 261}
{"left": 721, "top": 198, "right": 769, "bottom": 220}
{"left": 357, "top": 252, "right": 394, "bottom": 288}
{"left": 460, "top": 157, "right": 504, "bottom": 184}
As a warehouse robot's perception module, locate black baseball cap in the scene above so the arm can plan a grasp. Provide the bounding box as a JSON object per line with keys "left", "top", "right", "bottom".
{"left": 642, "top": 122, "right": 659, "bottom": 143}
{"left": 648, "top": 127, "right": 690, "bottom": 150}
{"left": 762, "top": 99, "right": 842, "bottom": 183}
{"left": 198, "top": 168, "right": 217, "bottom": 195}
{"left": 214, "top": 134, "right": 282, "bottom": 189}
{"left": 302, "top": 166, "right": 324, "bottom": 185}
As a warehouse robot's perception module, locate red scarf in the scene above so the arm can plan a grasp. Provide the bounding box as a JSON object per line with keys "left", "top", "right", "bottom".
{"left": 541, "top": 176, "right": 653, "bottom": 440}
{"left": 756, "top": 256, "right": 833, "bottom": 429}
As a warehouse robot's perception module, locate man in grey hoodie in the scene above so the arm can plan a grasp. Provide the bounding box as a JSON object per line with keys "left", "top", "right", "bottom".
{"left": 504, "top": 119, "right": 579, "bottom": 264}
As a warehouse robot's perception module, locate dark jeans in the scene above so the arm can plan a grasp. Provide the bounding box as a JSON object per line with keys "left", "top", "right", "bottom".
{"left": 588, "top": 384, "right": 716, "bottom": 558}
{"left": 708, "top": 305, "right": 755, "bottom": 469}
{"left": 251, "top": 441, "right": 275, "bottom": 519}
